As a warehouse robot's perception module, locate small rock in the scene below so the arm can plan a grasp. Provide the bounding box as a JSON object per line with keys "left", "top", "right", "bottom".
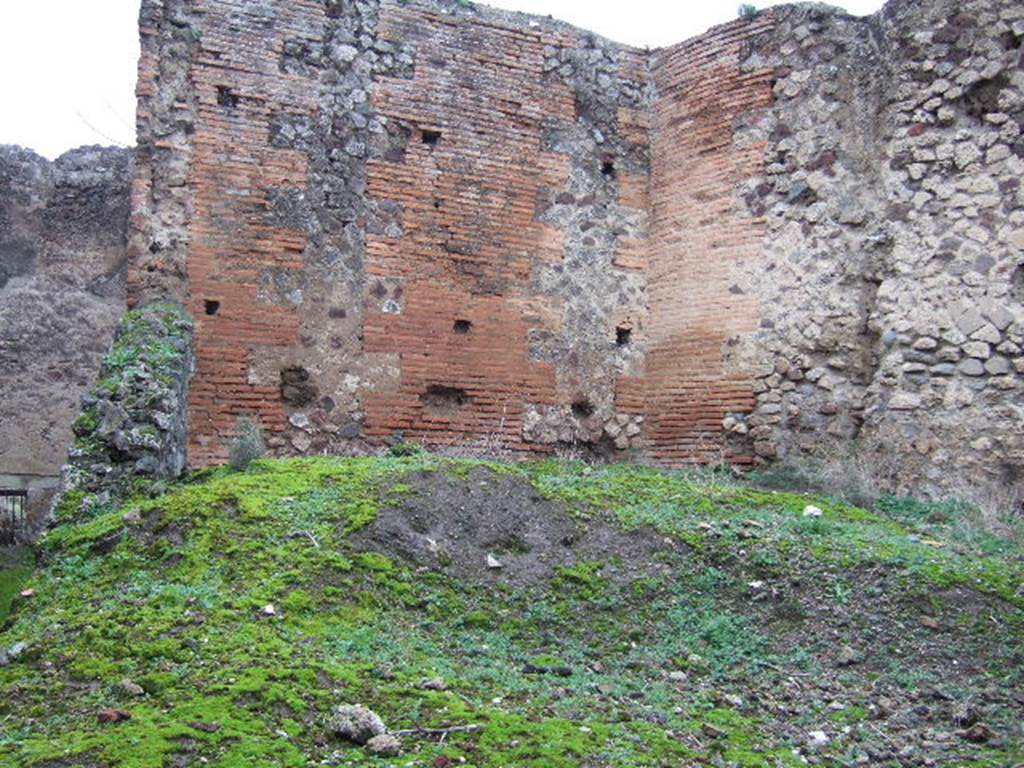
{"left": 889, "top": 392, "right": 921, "bottom": 410}
{"left": 920, "top": 615, "right": 941, "bottom": 630}
{"left": 188, "top": 721, "right": 221, "bottom": 733}
{"left": 803, "top": 505, "right": 823, "bottom": 518}
{"left": 686, "top": 652, "right": 706, "bottom": 667}
{"left": 486, "top": 553, "right": 503, "bottom": 570}
{"left": 807, "top": 730, "right": 830, "bottom": 749}
{"left": 420, "top": 677, "right": 448, "bottom": 691}
{"left": 329, "top": 704, "right": 387, "bottom": 745}
{"left": 366, "top": 733, "right": 401, "bottom": 756}
{"left": 0, "top": 641, "right": 28, "bottom": 666}
{"left": 98, "top": 708, "right": 132, "bottom": 724}
{"left": 953, "top": 703, "right": 981, "bottom": 727}
{"left": 262, "top": 603, "right": 277, "bottom": 616}
{"left": 959, "top": 359, "right": 986, "bottom": 376}
{"left": 18, "top": 588, "right": 34, "bottom": 599}
{"left": 120, "top": 678, "right": 145, "bottom": 697}
{"left": 122, "top": 509, "right": 142, "bottom": 525}
{"left": 702, "top": 722, "right": 726, "bottom": 739}
{"left": 837, "top": 645, "right": 860, "bottom": 667}
{"left": 667, "top": 670, "right": 688, "bottom": 683}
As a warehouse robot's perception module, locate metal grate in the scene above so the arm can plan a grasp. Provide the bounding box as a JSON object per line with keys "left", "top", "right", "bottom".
{"left": 0, "top": 490, "right": 28, "bottom": 545}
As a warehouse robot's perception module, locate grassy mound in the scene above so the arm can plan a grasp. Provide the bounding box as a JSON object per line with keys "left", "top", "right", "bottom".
{"left": 0, "top": 455, "right": 1021, "bottom": 767}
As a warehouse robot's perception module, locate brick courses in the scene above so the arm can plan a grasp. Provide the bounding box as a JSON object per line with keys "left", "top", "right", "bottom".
{"left": 128, "top": 0, "right": 780, "bottom": 467}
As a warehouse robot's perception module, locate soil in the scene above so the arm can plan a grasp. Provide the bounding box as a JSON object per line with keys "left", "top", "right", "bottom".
{"left": 351, "top": 466, "right": 675, "bottom": 588}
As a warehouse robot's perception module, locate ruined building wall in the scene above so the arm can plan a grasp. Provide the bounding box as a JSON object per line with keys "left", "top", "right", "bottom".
{"left": 129, "top": 0, "right": 654, "bottom": 465}
{"left": 639, "top": 18, "right": 775, "bottom": 466}
{"left": 730, "top": 0, "right": 1024, "bottom": 496}
{"left": 121, "top": 0, "right": 1024, "bottom": 498}
{"left": 0, "top": 146, "right": 132, "bottom": 507}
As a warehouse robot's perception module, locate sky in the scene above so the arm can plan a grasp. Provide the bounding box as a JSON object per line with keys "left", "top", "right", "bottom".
{"left": 0, "top": 0, "right": 883, "bottom": 160}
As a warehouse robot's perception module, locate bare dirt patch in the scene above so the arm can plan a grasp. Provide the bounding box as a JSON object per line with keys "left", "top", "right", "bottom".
{"left": 351, "top": 466, "right": 676, "bottom": 588}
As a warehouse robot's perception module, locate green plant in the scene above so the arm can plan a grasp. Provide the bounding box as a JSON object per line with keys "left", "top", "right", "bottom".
{"left": 737, "top": 3, "right": 758, "bottom": 19}
{"left": 229, "top": 415, "right": 266, "bottom": 470}
{"left": 388, "top": 441, "right": 424, "bottom": 457}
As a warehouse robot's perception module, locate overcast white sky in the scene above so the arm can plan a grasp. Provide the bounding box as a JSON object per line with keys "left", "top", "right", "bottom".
{"left": 0, "top": 0, "right": 883, "bottom": 160}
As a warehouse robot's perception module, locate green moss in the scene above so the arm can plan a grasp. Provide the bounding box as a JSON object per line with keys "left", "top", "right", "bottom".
{"left": 553, "top": 560, "right": 608, "bottom": 600}
{"left": 1, "top": 455, "right": 1020, "bottom": 767}
{"left": 0, "top": 563, "right": 32, "bottom": 624}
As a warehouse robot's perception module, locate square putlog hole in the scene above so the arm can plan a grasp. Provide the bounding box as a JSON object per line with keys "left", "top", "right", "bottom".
{"left": 616, "top": 326, "right": 632, "bottom": 346}
{"left": 216, "top": 85, "right": 240, "bottom": 108}
{"left": 421, "top": 128, "right": 442, "bottom": 147}
{"left": 452, "top": 319, "right": 472, "bottom": 334}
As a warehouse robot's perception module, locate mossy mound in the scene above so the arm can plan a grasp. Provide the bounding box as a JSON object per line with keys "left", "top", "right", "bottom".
{"left": 0, "top": 456, "right": 1021, "bottom": 767}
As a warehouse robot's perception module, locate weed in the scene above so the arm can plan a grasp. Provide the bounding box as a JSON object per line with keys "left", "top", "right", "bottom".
{"left": 228, "top": 416, "right": 266, "bottom": 471}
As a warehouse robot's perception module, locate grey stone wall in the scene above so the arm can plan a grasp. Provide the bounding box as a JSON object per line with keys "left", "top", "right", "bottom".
{"left": 732, "top": 0, "right": 1024, "bottom": 498}
{"left": 63, "top": 303, "right": 194, "bottom": 499}
{"left": 0, "top": 146, "right": 132, "bottom": 513}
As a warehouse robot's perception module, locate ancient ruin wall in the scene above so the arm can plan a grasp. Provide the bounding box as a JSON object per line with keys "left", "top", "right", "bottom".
{"left": 639, "top": 18, "right": 775, "bottom": 466}
{"left": 123, "top": 0, "right": 1024, "bottom": 498}
{"left": 129, "top": 0, "right": 654, "bottom": 466}
{"left": 729, "top": 0, "right": 1024, "bottom": 496}
{"left": 0, "top": 146, "right": 132, "bottom": 509}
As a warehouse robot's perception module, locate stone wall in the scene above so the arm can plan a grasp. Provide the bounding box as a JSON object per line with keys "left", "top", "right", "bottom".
{"left": 122, "top": 0, "right": 1023, "bottom": 499}
{"left": 0, "top": 146, "right": 132, "bottom": 512}
{"left": 63, "top": 303, "right": 194, "bottom": 498}
{"left": 729, "top": 0, "right": 1024, "bottom": 496}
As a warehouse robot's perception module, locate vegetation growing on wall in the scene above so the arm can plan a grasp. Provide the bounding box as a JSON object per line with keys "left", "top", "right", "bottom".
{"left": 64, "top": 302, "right": 194, "bottom": 503}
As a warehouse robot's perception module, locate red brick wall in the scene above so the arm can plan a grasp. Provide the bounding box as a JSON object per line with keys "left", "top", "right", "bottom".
{"left": 362, "top": 4, "right": 579, "bottom": 452}
{"left": 128, "top": 0, "right": 777, "bottom": 467}
{"left": 177, "top": 0, "right": 324, "bottom": 466}
{"left": 636, "top": 17, "right": 774, "bottom": 465}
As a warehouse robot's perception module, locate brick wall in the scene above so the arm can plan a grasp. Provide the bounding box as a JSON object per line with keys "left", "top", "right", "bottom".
{"left": 126, "top": 0, "right": 780, "bottom": 468}
{"left": 639, "top": 18, "right": 774, "bottom": 465}
{"left": 361, "top": 4, "right": 570, "bottom": 451}
{"left": 130, "top": 0, "right": 682, "bottom": 464}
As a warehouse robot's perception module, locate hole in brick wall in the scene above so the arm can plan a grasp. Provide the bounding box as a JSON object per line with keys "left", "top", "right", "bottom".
{"left": 204, "top": 299, "right": 221, "bottom": 316}
{"left": 328, "top": 307, "right": 347, "bottom": 319}
{"left": 601, "top": 159, "right": 616, "bottom": 179}
{"left": 616, "top": 326, "right": 632, "bottom": 346}
{"left": 453, "top": 319, "right": 472, "bottom": 334}
{"left": 421, "top": 128, "right": 442, "bottom": 147}
{"left": 216, "top": 85, "right": 240, "bottom": 108}
{"left": 420, "top": 385, "right": 471, "bottom": 415}
{"left": 281, "top": 366, "right": 318, "bottom": 406}
{"left": 572, "top": 399, "right": 595, "bottom": 418}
